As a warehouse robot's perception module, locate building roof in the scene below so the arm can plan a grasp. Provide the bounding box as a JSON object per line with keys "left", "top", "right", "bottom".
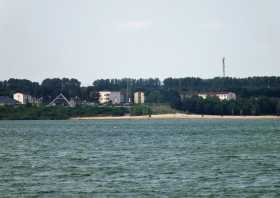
{"left": 199, "top": 92, "right": 235, "bottom": 95}
{"left": 0, "top": 96, "right": 17, "bottom": 105}
{"left": 47, "top": 93, "right": 74, "bottom": 107}
{"left": 13, "top": 92, "right": 32, "bottom": 96}
{"left": 99, "top": 91, "right": 121, "bottom": 93}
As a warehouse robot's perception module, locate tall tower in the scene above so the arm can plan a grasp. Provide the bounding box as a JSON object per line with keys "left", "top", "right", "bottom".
{"left": 222, "top": 57, "right": 226, "bottom": 78}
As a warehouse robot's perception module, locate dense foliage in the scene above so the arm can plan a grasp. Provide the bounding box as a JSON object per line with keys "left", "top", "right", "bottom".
{"left": 93, "top": 78, "right": 161, "bottom": 91}
{"left": 176, "top": 96, "right": 280, "bottom": 116}
{"left": 1, "top": 76, "right": 280, "bottom": 99}
{"left": 164, "top": 77, "right": 280, "bottom": 98}
{"left": 1, "top": 76, "right": 280, "bottom": 116}
{"left": 0, "top": 78, "right": 99, "bottom": 103}
{"left": 0, "top": 106, "right": 129, "bottom": 120}
{"left": 130, "top": 105, "right": 152, "bottom": 116}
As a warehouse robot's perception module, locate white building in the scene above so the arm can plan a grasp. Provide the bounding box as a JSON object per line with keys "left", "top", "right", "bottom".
{"left": 13, "top": 92, "right": 33, "bottom": 104}
{"left": 99, "top": 91, "right": 124, "bottom": 104}
{"left": 134, "top": 91, "right": 145, "bottom": 104}
{"left": 216, "top": 92, "right": 237, "bottom": 101}
{"left": 198, "top": 92, "right": 236, "bottom": 101}
{"left": 197, "top": 93, "right": 208, "bottom": 100}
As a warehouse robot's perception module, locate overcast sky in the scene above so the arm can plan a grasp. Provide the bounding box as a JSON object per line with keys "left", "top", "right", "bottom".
{"left": 0, "top": 0, "right": 279, "bottom": 85}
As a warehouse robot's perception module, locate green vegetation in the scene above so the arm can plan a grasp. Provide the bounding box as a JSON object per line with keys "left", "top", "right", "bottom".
{"left": 130, "top": 105, "right": 152, "bottom": 116}
{"left": 149, "top": 103, "right": 180, "bottom": 114}
{"left": 1, "top": 76, "right": 280, "bottom": 117}
{"left": 2, "top": 77, "right": 280, "bottom": 100}
{"left": 176, "top": 96, "right": 280, "bottom": 116}
{"left": 0, "top": 106, "right": 129, "bottom": 120}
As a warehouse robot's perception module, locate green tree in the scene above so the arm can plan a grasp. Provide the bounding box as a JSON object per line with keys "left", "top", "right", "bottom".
{"left": 276, "top": 100, "right": 280, "bottom": 115}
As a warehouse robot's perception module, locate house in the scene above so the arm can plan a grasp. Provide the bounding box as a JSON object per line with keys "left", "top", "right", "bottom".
{"left": 134, "top": 91, "right": 145, "bottom": 104}
{"left": 99, "top": 91, "right": 124, "bottom": 104}
{"left": 198, "top": 92, "right": 236, "bottom": 101}
{"left": 216, "top": 92, "right": 237, "bottom": 101}
{"left": 13, "top": 92, "right": 33, "bottom": 104}
{"left": 47, "top": 93, "right": 76, "bottom": 107}
{"left": 0, "top": 96, "right": 17, "bottom": 106}
{"left": 198, "top": 93, "right": 209, "bottom": 99}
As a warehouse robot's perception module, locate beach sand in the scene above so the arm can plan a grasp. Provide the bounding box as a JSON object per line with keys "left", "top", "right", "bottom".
{"left": 71, "top": 113, "right": 280, "bottom": 120}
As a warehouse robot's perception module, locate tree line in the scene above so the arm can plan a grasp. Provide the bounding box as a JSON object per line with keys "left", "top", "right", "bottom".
{"left": 1, "top": 77, "right": 280, "bottom": 115}
{"left": 163, "top": 77, "right": 280, "bottom": 98}
{"left": 176, "top": 96, "right": 280, "bottom": 116}
{"left": 0, "top": 78, "right": 97, "bottom": 103}
{"left": 0, "top": 78, "right": 163, "bottom": 103}
{"left": 2, "top": 76, "right": 280, "bottom": 98}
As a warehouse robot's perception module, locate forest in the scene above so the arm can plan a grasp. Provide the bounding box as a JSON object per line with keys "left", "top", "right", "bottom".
{"left": 1, "top": 76, "right": 280, "bottom": 116}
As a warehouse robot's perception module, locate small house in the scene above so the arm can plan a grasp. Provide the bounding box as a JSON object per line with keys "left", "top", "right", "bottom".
{"left": 13, "top": 92, "right": 33, "bottom": 104}
{"left": 198, "top": 92, "right": 237, "bottom": 101}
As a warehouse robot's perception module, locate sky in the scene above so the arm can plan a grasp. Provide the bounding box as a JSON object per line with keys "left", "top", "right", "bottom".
{"left": 0, "top": 0, "right": 279, "bottom": 85}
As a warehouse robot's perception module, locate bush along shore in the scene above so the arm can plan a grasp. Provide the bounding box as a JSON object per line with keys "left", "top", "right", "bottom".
{"left": 1, "top": 103, "right": 280, "bottom": 120}
{"left": 0, "top": 105, "right": 130, "bottom": 120}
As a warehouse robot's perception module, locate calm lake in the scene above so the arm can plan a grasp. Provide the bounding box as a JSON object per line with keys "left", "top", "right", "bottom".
{"left": 0, "top": 119, "right": 280, "bottom": 197}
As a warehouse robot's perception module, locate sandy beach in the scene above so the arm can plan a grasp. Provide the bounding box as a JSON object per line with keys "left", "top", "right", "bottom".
{"left": 71, "top": 113, "right": 280, "bottom": 120}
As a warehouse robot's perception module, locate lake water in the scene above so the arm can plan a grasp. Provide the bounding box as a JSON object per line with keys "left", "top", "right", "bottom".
{"left": 0, "top": 119, "right": 280, "bottom": 197}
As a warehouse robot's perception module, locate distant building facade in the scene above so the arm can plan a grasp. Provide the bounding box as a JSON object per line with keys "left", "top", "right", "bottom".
{"left": 0, "top": 96, "right": 17, "bottom": 106}
{"left": 99, "top": 91, "right": 124, "bottom": 104}
{"left": 198, "top": 92, "right": 237, "bottom": 101}
{"left": 13, "top": 92, "right": 33, "bottom": 104}
{"left": 134, "top": 91, "right": 145, "bottom": 104}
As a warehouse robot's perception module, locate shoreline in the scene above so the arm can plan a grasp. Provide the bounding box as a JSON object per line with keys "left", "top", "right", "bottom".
{"left": 71, "top": 113, "right": 280, "bottom": 120}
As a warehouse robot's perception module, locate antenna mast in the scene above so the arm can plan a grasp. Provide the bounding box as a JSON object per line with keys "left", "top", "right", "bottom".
{"left": 222, "top": 57, "right": 226, "bottom": 78}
